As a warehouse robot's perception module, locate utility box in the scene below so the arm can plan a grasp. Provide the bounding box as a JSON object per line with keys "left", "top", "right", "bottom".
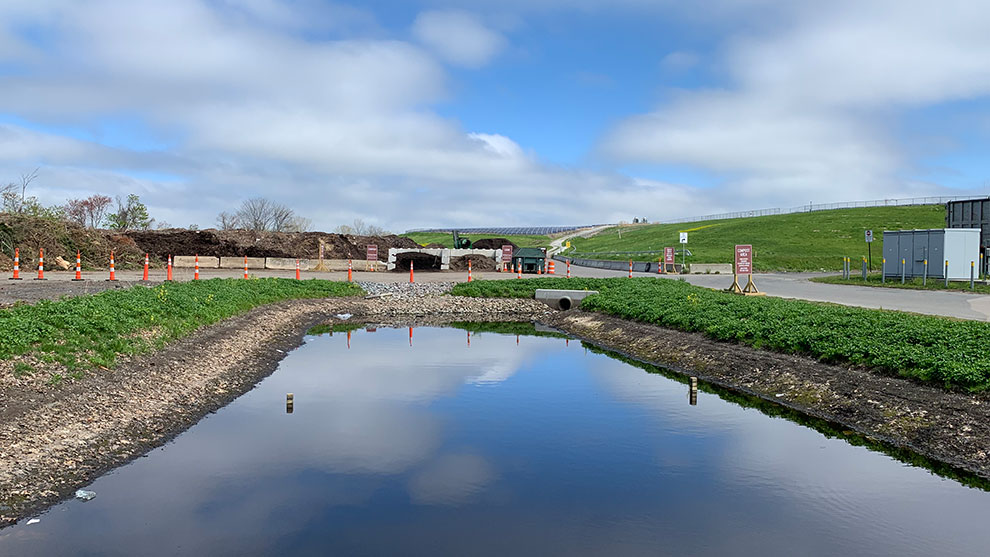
{"left": 512, "top": 247, "right": 547, "bottom": 273}
{"left": 882, "top": 228, "right": 980, "bottom": 280}
{"left": 946, "top": 198, "right": 990, "bottom": 273}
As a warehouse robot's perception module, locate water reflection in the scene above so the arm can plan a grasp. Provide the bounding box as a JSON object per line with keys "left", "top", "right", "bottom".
{"left": 2, "top": 326, "right": 990, "bottom": 556}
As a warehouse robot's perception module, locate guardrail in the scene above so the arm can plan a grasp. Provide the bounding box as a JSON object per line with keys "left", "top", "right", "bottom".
{"left": 662, "top": 195, "right": 978, "bottom": 224}
{"left": 405, "top": 225, "right": 608, "bottom": 235}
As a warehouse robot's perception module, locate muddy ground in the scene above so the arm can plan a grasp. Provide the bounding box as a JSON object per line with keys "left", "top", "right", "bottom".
{"left": 3, "top": 291, "right": 990, "bottom": 525}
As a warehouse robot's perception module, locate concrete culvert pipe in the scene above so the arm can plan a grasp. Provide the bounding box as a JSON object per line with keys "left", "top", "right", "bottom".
{"left": 534, "top": 289, "right": 599, "bottom": 311}
{"left": 558, "top": 296, "right": 573, "bottom": 311}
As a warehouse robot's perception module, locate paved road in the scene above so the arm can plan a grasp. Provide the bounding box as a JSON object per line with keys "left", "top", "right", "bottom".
{"left": 4, "top": 264, "right": 990, "bottom": 321}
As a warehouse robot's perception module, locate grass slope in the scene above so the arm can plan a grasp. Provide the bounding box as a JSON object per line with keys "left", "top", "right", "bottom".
{"left": 451, "top": 277, "right": 990, "bottom": 391}
{"left": 402, "top": 232, "right": 551, "bottom": 248}
{"left": 1, "top": 278, "right": 363, "bottom": 383}
{"left": 567, "top": 205, "right": 945, "bottom": 271}
{"left": 812, "top": 273, "right": 990, "bottom": 293}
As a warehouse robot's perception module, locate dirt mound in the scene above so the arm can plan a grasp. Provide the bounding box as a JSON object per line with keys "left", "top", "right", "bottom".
{"left": 449, "top": 255, "right": 496, "bottom": 272}
{"left": 124, "top": 229, "right": 420, "bottom": 262}
{"left": 471, "top": 238, "right": 517, "bottom": 250}
{"left": 393, "top": 251, "right": 443, "bottom": 272}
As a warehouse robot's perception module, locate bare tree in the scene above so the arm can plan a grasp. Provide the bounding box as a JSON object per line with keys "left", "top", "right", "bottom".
{"left": 334, "top": 218, "right": 389, "bottom": 236}
{"left": 1, "top": 168, "right": 39, "bottom": 214}
{"left": 64, "top": 194, "right": 113, "bottom": 228}
{"left": 224, "top": 197, "right": 301, "bottom": 233}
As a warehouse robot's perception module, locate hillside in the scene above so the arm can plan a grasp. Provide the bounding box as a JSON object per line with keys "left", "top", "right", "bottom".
{"left": 402, "top": 232, "right": 551, "bottom": 249}
{"left": 566, "top": 205, "right": 946, "bottom": 271}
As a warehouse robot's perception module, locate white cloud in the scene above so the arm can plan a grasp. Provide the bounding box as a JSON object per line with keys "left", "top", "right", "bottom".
{"left": 412, "top": 10, "right": 506, "bottom": 68}
{"left": 604, "top": 0, "right": 990, "bottom": 207}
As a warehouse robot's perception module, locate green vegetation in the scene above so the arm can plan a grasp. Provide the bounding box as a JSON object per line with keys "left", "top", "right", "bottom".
{"left": 451, "top": 277, "right": 619, "bottom": 298}
{"left": 453, "top": 277, "right": 990, "bottom": 391}
{"left": 812, "top": 273, "right": 990, "bottom": 293}
{"left": 567, "top": 205, "right": 945, "bottom": 271}
{"left": 0, "top": 278, "right": 363, "bottom": 376}
{"left": 402, "top": 232, "right": 552, "bottom": 249}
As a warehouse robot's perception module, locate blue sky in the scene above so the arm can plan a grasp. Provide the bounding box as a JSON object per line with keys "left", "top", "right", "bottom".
{"left": 1, "top": 0, "right": 989, "bottom": 231}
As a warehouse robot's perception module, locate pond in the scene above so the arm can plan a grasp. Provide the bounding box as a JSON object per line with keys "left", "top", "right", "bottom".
{"left": 2, "top": 324, "right": 989, "bottom": 556}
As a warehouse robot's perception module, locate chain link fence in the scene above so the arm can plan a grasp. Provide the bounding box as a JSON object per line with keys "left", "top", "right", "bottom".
{"left": 662, "top": 196, "right": 977, "bottom": 224}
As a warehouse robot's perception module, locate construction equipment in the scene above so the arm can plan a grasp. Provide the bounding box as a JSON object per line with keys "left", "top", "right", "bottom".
{"left": 452, "top": 231, "right": 472, "bottom": 249}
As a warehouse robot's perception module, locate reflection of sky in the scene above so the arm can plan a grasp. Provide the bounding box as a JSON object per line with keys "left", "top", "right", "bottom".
{"left": 2, "top": 328, "right": 990, "bottom": 556}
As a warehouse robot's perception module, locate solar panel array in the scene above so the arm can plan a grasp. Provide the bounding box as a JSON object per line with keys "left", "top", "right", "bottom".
{"left": 405, "top": 225, "right": 605, "bottom": 235}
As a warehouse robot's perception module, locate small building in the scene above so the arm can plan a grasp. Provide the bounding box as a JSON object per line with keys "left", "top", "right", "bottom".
{"left": 512, "top": 247, "right": 546, "bottom": 273}
{"left": 882, "top": 228, "right": 980, "bottom": 280}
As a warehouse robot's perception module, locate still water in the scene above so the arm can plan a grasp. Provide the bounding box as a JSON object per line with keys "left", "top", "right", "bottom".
{"left": 2, "top": 325, "right": 990, "bottom": 556}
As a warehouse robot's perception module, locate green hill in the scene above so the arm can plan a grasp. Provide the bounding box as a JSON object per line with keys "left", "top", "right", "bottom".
{"left": 402, "top": 232, "right": 551, "bottom": 248}
{"left": 567, "top": 205, "right": 946, "bottom": 272}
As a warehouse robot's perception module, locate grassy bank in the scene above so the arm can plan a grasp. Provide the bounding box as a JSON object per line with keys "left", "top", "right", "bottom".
{"left": 452, "top": 277, "right": 990, "bottom": 390}
{"left": 402, "top": 232, "right": 551, "bottom": 248}
{"left": 1, "top": 278, "right": 363, "bottom": 380}
{"left": 566, "top": 205, "right": 944, "bottom": 271}
{"left": 811, "top": 273, "right": 990, "bottom": 294}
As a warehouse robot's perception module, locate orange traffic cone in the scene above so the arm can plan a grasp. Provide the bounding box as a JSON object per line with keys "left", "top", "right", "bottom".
{"left": 34, "top": 248, "right": 45, "bottom": 280}
{"left": 167, "top": 255, "right": 173, "bottom": 281}
{"left": 9, "top": 247, "right": 21, "bottom": 280}
{"left": 628, "top": 260, "right": 632, "bottom": 278}
{"left": 106, "top": 251, "right": 117, "bottom": 281}
{"left": 348, "top": 259, "right": 352, "bottom": 282}
{"left": 516, "top": 262, "right": 521, "bottom": 279}
{"left": 467, "top": 259, "right": 472, "bottom": 282}
{"left": 295, "top": 260, "right": 301, "bottom": 280}
{"left": 538, "top": 260, "right": 542, "bottom": 275}
{"left": 548, "top": 260, "right": 555, "bottom": 274}
{"left": 243, "top": 255, "right": 248, "bottom": 279}
{"left": 566, "top": 260, "right": 571, "bottom": 278}
{"left": 409, "top": 261, "right": 414, "bottom": 283}
{"left": 142, "top": 253, "right": 149, "bottom": 281}
{"left": 72, "top": 250, "right": 83, "bottom": 281}
{"left": 194, "top": 254, "right": 200, "bottom": 280}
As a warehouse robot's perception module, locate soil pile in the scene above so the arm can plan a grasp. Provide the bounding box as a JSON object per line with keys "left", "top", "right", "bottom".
{"left": 124, "top": 229, "right": 420, "bottom": 262}
{"left": 449, "top": 255, "right": 497, "bottom": 272}
{"left": 471, "top": 238, "right": 517, "bottom": 250}
{"left": 393, "top": 252, "right": 443, "bottom": 272}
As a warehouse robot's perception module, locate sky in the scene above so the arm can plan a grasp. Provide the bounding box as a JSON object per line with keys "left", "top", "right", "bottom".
{"left": 2, "top": 0, "right": 990, "bottom": 231}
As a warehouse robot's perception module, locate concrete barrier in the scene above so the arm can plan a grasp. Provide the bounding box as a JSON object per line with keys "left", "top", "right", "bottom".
{"left": 174, "top": 256, "right": 220, "bottom": 268}
{"left": 691, "top": 263, "right": 732, "bottom": 274}
{"left": 265, "top": 258, "right": 314, "bottom": 271}
{"left": 220, "top": 256, "right": 266, "bottom": 269}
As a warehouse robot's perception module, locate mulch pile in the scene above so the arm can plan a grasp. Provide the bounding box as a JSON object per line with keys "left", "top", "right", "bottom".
{"left": 449, "top": 255, "right": 497, "bottom": 272}
{"left": 471, "top": 238, "right": 517, "bottom": 250}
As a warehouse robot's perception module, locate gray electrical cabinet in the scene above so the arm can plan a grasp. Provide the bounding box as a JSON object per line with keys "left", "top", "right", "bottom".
{"left": 947, "top": 198, "right": 990, "bottom": 273}
{"left": 882, "top": 228, "right": 980, "bottom": 280}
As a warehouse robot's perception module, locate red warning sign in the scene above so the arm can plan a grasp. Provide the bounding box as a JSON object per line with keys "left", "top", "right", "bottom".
{"left": 366, "top": 245, "right": 378, "bottom": 261}
{"left": 735, "top": 245, "right": 752, "bottom": 275}
{"left": 664, "top": 247, "right": 675, "bottom": 265}
{"left": 501, "top": 245, "right": 513, "bottom": 263}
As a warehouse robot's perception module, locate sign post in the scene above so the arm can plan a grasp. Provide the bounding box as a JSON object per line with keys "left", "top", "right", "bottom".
{"left": 727, "top": 244, "right": 762, "bottom": 295}
{"left": 313, "top": 238, "right": 329, "bottom": 271}
{"left": 679, "top": 232, "right": 688, "bottom": 271}
{"left": 366, "top": 245, "right": 378, "bottom": 272}
{"left": 865, "top": 229, "right": 874, "bottom": 271}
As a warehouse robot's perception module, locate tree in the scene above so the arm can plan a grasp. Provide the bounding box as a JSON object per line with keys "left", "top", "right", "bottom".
{"left": 64, "top": 194, "right": 113, "bottom": 228}
{"left": 2, "top": 168, "right": 39, "bottom": 215}
{"left": 106, "top": 194, "right": 154, "bottom": 231}
{"left": 333, "top": 218, "right": 389, "bottom": 236}
{"left": 218, "top": 198, "right": 303, "bottom": 233}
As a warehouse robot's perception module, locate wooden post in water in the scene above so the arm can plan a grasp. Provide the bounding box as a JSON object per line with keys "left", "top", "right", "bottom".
{"left": 286, "top": 393, "right": 294, "bottom": 414}
{"left": 689, "top": 377, "right": 698, "bottom": 406}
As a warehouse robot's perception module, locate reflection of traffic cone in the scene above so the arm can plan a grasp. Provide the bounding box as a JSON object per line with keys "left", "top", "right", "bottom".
{"left": 194, "top": 254, "right": 200, "bottom": 281}
{"left": 467, "top": 259, "right": 472, "bottom": 282}
{"left": 107, "top": 251, "right": 117, "bottom": 281}
{"left": 467, "top": 330, "right": 471, "bottom": 347}
{"left": 9, "top": 248, "right": 21, "bottom": 280}
{"left": 167, "top": 255, "right": 173, "bottom": 281}
{"left": 296, "top": 260, "right": 301, "bottom": 280}
{"left": 409, "top": 261, "right": 414, "bottom": 283}
{"left": 346, "top": 329, "right": 351, "bottom": 349}
{"left": 243, "top": 256, "right": 248, "bottom": 280}
{"left": 566, "top": 260, "right": 571, "bottom": 278}
{"left": 35, "top": 248, "right": 45, "bottom": 280}
{"left": 409, "top": 326, "right": 413, "bottom": 346}
{"left": 142, "top": 253, "right": 149, "bottom": 281}
{"left": 72, "top": 250, "right": 83, "bottom": 281}
{"left": 348, "top": 260, "right": 352, "bottom": 282}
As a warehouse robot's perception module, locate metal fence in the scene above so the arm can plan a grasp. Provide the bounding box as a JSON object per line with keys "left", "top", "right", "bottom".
{"left": 405, "top": 225, "right": 604, "bottom": 235}
{"left": 662, "top": 196, "right": 978, "bottom": 225}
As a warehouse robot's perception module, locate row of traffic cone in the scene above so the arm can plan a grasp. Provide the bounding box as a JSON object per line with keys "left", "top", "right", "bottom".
{"left": 7, "top": 249, "right": 305, "bottom": 282}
